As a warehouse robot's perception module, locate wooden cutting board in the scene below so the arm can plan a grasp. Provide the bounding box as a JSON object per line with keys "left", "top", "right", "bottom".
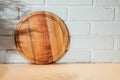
{"left": 14, "top": 11, "right": 70, "bottom": 64}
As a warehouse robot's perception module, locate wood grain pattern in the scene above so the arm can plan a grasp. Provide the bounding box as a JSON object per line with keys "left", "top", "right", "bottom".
{"left": 1, "top": 64, "right": 120, "bottom": 80}
{"left": 14, "top": 11, "right": 70, "bottom": 64}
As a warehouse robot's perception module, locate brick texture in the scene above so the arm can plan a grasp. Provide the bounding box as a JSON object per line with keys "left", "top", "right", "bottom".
{"left": 115, "top": 7, "right": 120, "bottom": 20}
{"left": 92, "top": 51, "right": 120, "bottom": 63}
{"left": 92, "top": 22, "right": 120, "bottom": 36}
{"left": 20, "top": 0, "right": 44, "bottom": 5}
{"left": 0, "top": 4, "right": 19, "bottom": 20}
{"left": 116, "top": 37, "right": 120, "bottom": 50}
{"left": 1, "top": 0, "right": 44, "bottom": 5}
{"left": 20, "top": 7, "right": 67, "bottom": 20}
{"left": 70, "top": 37, "right": 114, "bottom": 50}
{"left": 95, "top": 0, "right": 120, "bottom": 6}
{"left": 66, "top": 21, "right": 90, "bottom": 36}
{"left": 58, "top": 50, "right": 91, "bottom": 63}
{"left": 46, "top": 0, "right": 92, "bottom": 6}
{"left": 0, "top": 21, "right": 17, "bottom": 35}
{"left": 0, "top": 37, "right": 16, "bottom": 50}
{"left": 0, "top": 50, "right": 28, "bottom": 63}
{"left": 69, "top": 7, "right": 114, "bottom": 21}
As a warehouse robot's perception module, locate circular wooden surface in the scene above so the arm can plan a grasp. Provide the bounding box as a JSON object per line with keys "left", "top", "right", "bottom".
{"left": 14, "top": 11, "right": 70, "bottom": 64}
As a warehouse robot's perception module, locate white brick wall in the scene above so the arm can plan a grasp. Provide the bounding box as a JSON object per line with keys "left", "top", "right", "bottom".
{"left": 20, "top": 7, "right": 67, "bottom": 20}
{"left": 0, "top": 50, "right": 28, "bottom": 63}
{"left": 66, "top": 21, "right": 90, "bottom": 35}
{"left": 70, "top": 37, "right": 114, "bottom": 50}
{"left": 0, "top": 21, "right": 17, "bottom": 35}
{"left": 115, "top": 7, "right": 120, "bottom": 20}
{"left": 92, "top": 22, "right": 120, "bottom": 36}
{"left": 92, "top": 51, "right": 120, "bottom": 62}
{"left": 0, "top": 4, "right": 19, "bottom": 20}
{"left": 69, "top": 7, "right": 114, "bottom": 21}
{"left": 116, "top": 37, "right": 120, "bottom": 50}
{"left": 0, "top": 37, "right": 16, "bottom": 49}
{"left": 94, "top": 0, "right": 120, "bottom": 6}
{"left": 0, "top": 0, "right": 120, "bottom": 63}
{"left": 0, "top": 0, "right": 44, "bottom": 5}
{"left": 46, "top": 0, "right": 93, "bottom": 6}
{"left": 20, "top": 0, "right": 44, "bottom": 5}
{"left": 58, "top": 50, "right": 91, "bottom": 63}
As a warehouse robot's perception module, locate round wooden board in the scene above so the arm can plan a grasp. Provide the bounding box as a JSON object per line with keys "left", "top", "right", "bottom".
{"left": 14, "top": 11, "right": 70, "bottom": 64}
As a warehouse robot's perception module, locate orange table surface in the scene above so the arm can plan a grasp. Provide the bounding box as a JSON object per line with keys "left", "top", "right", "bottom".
{"left": 0, "top": 63, "right": 120, "bottom": 80}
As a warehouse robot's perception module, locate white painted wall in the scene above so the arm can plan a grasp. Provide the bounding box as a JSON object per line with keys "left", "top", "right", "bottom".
{"left": 0, "top": 0, "right": 120, "bottom": 63}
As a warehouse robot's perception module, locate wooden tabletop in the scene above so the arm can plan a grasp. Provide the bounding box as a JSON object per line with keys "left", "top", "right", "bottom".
{"left": 0, "top": 63, "right": 120, "bottom": 80}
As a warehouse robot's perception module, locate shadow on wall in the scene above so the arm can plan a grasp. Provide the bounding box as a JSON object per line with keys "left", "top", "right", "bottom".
{"left": 0, "top": 0, "right": 33, "bottom": 34}
{"left": 0, "top": 0, "right": 28, "bottom": 35}
{"left": 0, "top": 0, "right": 31, "bottom": 63}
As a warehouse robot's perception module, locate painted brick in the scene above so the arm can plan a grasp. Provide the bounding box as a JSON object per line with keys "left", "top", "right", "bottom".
{"left": 0, "top": 37, "right": 16, "bottom": 50}
{"left": 1, "top": 0, "right": 44, "bottom": 5}
{"left": 69, "top": 7, "right": 114, "bottom": 21}
{"left": 91, "top": 51, "right": 120, "bottom": 63}
{"left": 115, "top": 7, "right": 120, "bottom": 20}
{"left": 19, "top": 0, "right": 44, "bottom": 5}
{"left": 20, "top": 7, "right": 67, "bottom": 20}
{"left": 46, "top": 0, "right": 92, "bottom": 6}
{"left": 0, "top": 21, "right": 17, "bottom": 35}
{"left": 0, "top": 4, "right": 19, "bottom": 20}
{"left": 95, "top": 0, "right": 120, "bottom": 6}
{"left": 92, "top": 22, "right": 120, "bottom": 36}
{"left": 66, "top": 21, "right": 90, "bottom": 36}
{"left": 0, "top": 50, "right": 28, "bottom": 63}
{"left": 70, "top": 37, "right": 114, "bottom": 50}
{"left": 116, "top": 38, "right": 120, "bottom": 50}
{"left": 58, "top": 50, "right": 91, "bottom": 63}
